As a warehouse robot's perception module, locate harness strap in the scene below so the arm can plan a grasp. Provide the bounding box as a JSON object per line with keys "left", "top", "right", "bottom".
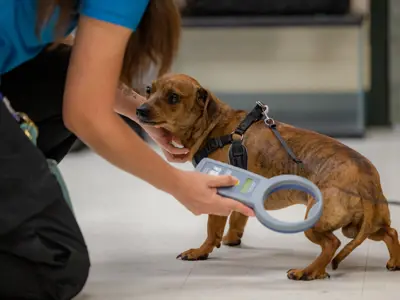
{"left": 193, "top": 102, "right": 305, "bottom": 169}
{"left": 233, "top": 104, "right": 264, "bottom": 136}
{"left": 269, "top": 124, "right": 304, "bottom": 166}
{"left": 257, "top": 102, "right": 304, "bottom": 167}
{"left": 228, "top": 140, "right": 248, "bottom": 170}
{"left": 192, "top": 105, "right": 264, "bottom": 166}
{"left": 192, "top": 134, "right": 233, "bottom": 166}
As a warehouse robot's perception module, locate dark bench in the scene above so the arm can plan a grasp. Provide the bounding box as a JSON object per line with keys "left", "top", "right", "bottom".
{"left": 182, "top": 14, "right": 364, "bottom": 28}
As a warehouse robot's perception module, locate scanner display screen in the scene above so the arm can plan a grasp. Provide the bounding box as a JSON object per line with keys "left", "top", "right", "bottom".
{"left": 240, "top": 178, "right": 253, "bottom": 193}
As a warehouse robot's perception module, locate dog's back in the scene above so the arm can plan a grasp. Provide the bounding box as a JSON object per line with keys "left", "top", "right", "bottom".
{"left": 235, "top": 119, "right": 382, "bottom": 199}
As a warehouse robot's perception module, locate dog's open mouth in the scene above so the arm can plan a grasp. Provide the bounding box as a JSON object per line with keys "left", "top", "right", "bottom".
{"left": 137, "top": 118, "right": 165, "bottom": 127}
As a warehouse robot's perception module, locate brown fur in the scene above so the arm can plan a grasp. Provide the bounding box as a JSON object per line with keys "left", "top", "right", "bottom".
{"left": 137, "top": 73, "right": 400, "bottom": 280}
{"left": 35, "top": 0, "right": 181, "bottom": 86}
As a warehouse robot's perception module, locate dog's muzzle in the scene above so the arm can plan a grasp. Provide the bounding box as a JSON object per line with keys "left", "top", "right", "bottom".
{"left": 136, "top": 103, "right": 151, "bottom": 122}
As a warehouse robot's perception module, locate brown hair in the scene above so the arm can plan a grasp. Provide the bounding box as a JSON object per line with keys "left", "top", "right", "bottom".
{"left": 36, "top": 0, "right": 181, "bottom": 86}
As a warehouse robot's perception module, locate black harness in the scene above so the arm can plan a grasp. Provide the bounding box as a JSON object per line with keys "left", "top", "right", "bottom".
{"left": 192, "top": 102, "right": 304, "bottom": 171}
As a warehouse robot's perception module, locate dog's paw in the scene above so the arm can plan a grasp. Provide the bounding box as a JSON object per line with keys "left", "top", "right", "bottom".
{"left": 386, "top": 258, "right": 400, "bottom": 271}
{"left": 222, "top": 236, "right": 241, "bottom": 247}
{"left": 176, "top": 249, "right": 209, "bottom": 261}
{"left": 222, "top": 232, "right": 242, "bottom": 247}
{"left": 331, "top": 258, "right": 340, "bottom": 270}
{"left": 287, "top": 269, "right": 330, "bottom": 281}
{"left": 223, "top": 239, "right": 241, "bottom": 247}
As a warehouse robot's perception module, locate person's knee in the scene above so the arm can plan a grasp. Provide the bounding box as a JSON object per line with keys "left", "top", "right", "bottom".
{"left": 36, "top": 245, "right": 91, "bottom": 300}
{"left": 0, "top": 249, "right": 90, "bottom": 300}
{"left": 70, "top": 246, "right": 91, "bottom": 288}
{"left": 57, "top": 247, "right": 91, "bottom": 299}
{"left": 0, "top": 200, "right": 91, "bottom": 299}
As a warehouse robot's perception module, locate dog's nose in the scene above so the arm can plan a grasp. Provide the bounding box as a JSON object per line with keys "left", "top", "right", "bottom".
{"left": 136, "top": 104, "right": 151, "bottom": 119}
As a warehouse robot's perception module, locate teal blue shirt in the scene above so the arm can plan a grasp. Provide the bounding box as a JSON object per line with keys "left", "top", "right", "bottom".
{"left": 0, "top": 0, "right": 150, "bottom": 75}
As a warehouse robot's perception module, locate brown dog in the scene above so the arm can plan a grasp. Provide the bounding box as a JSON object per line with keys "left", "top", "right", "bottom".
{"left": 136, "top": 73, "right": 400, "bottom": 281}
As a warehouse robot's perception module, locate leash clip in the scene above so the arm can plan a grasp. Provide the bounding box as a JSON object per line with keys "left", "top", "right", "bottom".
{"left": 256, "top": 101, "right": 275, "bottom": 127}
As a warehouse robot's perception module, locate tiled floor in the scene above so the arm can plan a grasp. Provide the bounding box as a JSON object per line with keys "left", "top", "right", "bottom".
{"left": 59, "top": 128, "right": 400, "bottom": 300}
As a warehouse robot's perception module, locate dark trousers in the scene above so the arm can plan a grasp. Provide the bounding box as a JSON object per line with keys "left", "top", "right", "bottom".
{"left": 0, "top": 45, "right": 90, "bottom": 299}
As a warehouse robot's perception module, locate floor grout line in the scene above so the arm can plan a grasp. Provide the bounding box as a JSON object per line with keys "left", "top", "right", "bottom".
{"left": 360, "top": 243, "right": 371, "bottom": 300}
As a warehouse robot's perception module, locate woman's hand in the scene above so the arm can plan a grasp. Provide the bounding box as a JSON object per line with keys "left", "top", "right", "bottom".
{"left": 143, "top": 125, "right": 190, "bottom": 163}
{"left": 172, "top": 169, "right": 255, "bottom": 217}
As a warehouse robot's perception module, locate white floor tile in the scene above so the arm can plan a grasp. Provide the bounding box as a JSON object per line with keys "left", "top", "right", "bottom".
{"left": 59, "top": 128, "right": 400, "bottom": 300}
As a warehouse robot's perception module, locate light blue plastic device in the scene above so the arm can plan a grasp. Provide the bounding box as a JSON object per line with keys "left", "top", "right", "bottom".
{"left": 195, "top": 158, "right": 323, "bottom": 234}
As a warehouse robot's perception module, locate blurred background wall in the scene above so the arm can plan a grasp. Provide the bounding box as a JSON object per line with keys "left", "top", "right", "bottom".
{"left": 72, "top": 0, "right": 399, "bottom": 152}
{"left": 169, "top": 0, "right": 396, "bottom": 138}
{"left": 173, "top": 0, "right": 369, "bottom": 95}
{"left": 390, "top": 0, "right": 400, "bottom": 124}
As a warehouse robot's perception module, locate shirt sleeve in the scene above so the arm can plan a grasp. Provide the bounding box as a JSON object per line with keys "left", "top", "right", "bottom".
{"left": 79, "top": 0, "right": 150, "bottom": 31}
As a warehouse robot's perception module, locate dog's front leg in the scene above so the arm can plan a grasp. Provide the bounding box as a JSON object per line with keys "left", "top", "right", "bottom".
{"left": 177, "top": 215, "right": 228, "bottom": 261}
{"left": 223, "top": 212, "right": 249, "bottom": 247}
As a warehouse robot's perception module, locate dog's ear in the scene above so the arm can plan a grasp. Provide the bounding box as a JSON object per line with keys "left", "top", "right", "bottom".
{"left": 197, "top": 87, "right": 218, "bottom": 119}
{"left": 197, "top": 87, "right": 208, "bottom": 102}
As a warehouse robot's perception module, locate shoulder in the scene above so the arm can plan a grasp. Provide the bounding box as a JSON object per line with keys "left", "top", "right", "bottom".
{"left": 0, "top": 0, "right": 51, "bottom": 74}
{"left": 79, "top": 0, "right": 150, "bottom": 31}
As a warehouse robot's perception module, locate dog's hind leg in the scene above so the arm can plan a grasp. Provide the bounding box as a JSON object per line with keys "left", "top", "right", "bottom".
{"left": 287, "top": 196, "right": 341, "bottom": 281}
{"left": 367, "top": 199, "right": 400, "bottom": 270}
{"left": 287, "top": 228, "right": 341, "bottom": 280}
{"left": 177, "top": 215, "right": 228, "bottom": 261}
{"left": 369, "top": 227, "right": 400, "bottom": 270}
{"left": 222, "top": 212, "right": 249, "bottom": 247}
{"left": 331, "top": 201, "right": 375, "bottom": 270}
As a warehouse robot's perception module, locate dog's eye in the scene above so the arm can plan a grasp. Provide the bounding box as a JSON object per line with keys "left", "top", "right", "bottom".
{"left": 145, "top": 86, "right": 152, "bottom": 96}
{"left": 168, "top": 93, "right": 180, "bottom": 105}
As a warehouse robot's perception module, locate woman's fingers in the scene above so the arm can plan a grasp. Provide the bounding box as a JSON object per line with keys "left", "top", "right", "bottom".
{"left": 207, "top": 196, "right": 255, "bottom": 217}
{"left": 206, "top": 175, "right": 255, "bottom": 217}
{"left": 207, "top": 174, "right": 238, "bottom": 188}
{"left": 222, "top": 197, "right": 255, "bottom": 217}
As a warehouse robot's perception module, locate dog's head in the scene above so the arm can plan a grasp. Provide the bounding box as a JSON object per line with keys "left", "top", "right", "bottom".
{"left": 136, "top": 74, "right": 218, "bottom": 135}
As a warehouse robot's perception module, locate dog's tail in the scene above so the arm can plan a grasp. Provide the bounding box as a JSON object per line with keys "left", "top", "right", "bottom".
{"left": 331, "top": 198, "right": 376, "bottom": 270}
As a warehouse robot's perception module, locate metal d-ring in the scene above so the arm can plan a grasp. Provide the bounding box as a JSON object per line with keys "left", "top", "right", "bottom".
{"left": 231, "top": 132, "right": 244, "bottom": 141}
{"left": 264, "top": 117, "right": 275, "bottom": 128}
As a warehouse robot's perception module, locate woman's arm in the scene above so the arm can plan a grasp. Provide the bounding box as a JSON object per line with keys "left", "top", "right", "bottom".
{"left": 63, "top": 16, "right": 180, "bottom": 194}
{"left": 114, "top": 83, "right": 145, "bottom": 123}
{"left": 63, "top": 15, "right": 254, "bottom": 217}
{"left": 61, "top": 33, "right": 146, "bottom": 123}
